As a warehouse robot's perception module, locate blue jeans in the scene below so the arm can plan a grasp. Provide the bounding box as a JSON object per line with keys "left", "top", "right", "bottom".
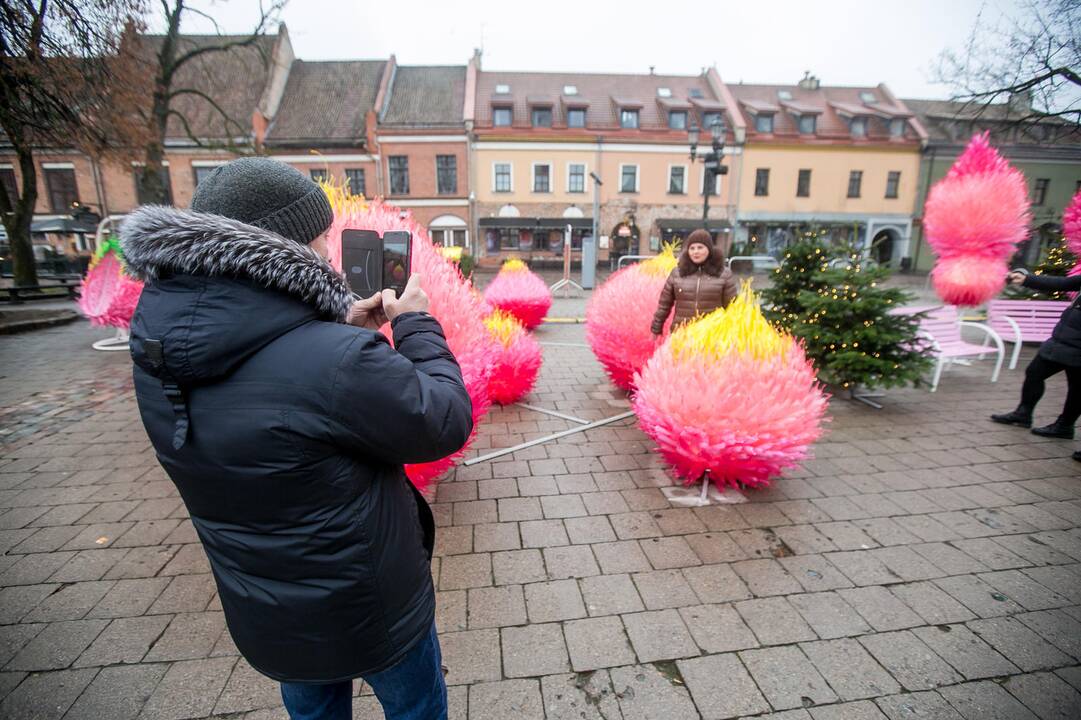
{"left": 280, "top": 623, "right": 447, "bottom": 720}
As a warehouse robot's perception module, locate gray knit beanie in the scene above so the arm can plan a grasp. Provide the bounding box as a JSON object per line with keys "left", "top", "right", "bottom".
{"left": 190, "top": 157, "right": 333, "bottom": 245}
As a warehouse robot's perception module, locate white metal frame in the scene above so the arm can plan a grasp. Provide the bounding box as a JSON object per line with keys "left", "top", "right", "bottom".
{"left": 919, "top": 321, "right": 1006, "bottom": 392}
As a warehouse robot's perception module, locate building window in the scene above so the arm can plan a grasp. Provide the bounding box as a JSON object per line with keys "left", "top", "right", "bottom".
{"left": 702, "top": 111, "right": 723, "bottom": 131}
{"left": 493, "top": 106, "right": 512, "bottom": 127}
{"left": 1, "top": 168, "right": 18, "bottom": 206}
{"left": 134, "top": 166, "right": 173, "bottom": 206}
{"left": 798, "top": 115, "right": 816, "bottom": 134}
{"left": 568, "top": 163, "right": 585, "bottom": 193}
{"left": 847, "top": 170, "right": 863, "bottom": 198}
{"left": 436, "top": 155, "right": 457, "bottom": 194}
{"left": 885, "top": 171, "right": 901, "bottom": 199}
{"left": 668, "top": 111, "right": 687, "bottom": 130}
{"left": 850, "top": 117, "right": 867, "bottom": 137}
{"left": 193, "top": 166, "right": 219, "bottom": 187}
{"left": 309, "top": 169, "right": 328, "bottom": 183}
{"left": 533, "top": 164, "right": 551, "bottom": 193}
{"left": 889, "top": 118, "right": 906, "bottom": 138}
{"left": 567, "top": 108, "right": 586, "bottom": 128}
{"left": 431, "top": 228, "right": 467, "bottom": 247}
{"left": 1033, "top": 178, "right": 1050, "bottom": 205}
{"left": 755, "top": 114, "right": 774, "bottom": 133}
{"left": 620, "top": 165, "right": 638, "bottom": 193}
{"left": 531, "top": 106, "right": 552, "bottom": 128}
{"left": 754, "top": 168, "right": 769, "bottom": 197}
{"left": 345, "top": 168, "right": 366, "bottom": 196}
{"left": 797, "top": 169, "right": 811, "bottom": 198}
{"left": 620, "top": 109, "right": 639, "bottom": 129}
{"left": 494, "top": 163, "right": 512, "bottom": 192}
{"left": 389, "top": 156, "right": 409, "bottom": 195}
{"left": 669, "top": 166, "right": 686, "bottom": 194}
{"left": 44, "top": 167, "right": 79, "bottom": 212}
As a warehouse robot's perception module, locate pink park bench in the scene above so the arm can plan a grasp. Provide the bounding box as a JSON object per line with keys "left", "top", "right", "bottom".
{"left": 985, "top": 299, "right": 1070, "bottom": 370}
{"left": 916, "top": 305, "right": 1005, "bottom": 392}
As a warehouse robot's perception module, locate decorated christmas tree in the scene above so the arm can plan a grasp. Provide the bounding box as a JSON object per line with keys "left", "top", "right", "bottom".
{"left": 761, "top": 240, "right": 832, "bottom": 329}
{"left": 1005, "top": 235, "right": 1079, "bottom": 301}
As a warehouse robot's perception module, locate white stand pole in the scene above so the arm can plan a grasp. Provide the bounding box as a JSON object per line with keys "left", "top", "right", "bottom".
{"left": 92, "top": 327, "right": 130, "bottom": 352}
{"left": 549, "top": 224, "right": 583, "bottom": 298}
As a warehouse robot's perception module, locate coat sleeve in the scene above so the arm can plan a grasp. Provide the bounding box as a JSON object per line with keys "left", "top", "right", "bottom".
{"left": 1022, "top": 273, "right": 1081, "bottom": 293}
{"left": 651, "top": 273, "right": 677, "bottom": 335}
{"left": 721, "top": 270, "right": 739, "bottom": 309}
{"left": 327, "top": 312, "right": 474, "bottom": 465}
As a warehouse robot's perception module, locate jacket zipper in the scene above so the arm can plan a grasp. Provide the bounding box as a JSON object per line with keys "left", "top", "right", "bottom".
{"left": 694, "top": 269, "right": 702, "bottom": 315}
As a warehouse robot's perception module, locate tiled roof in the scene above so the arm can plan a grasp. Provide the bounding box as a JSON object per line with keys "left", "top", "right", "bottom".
{"left": 135, "top": 34, "right": 278, "bottom": 141}
{"left": 475, "top": 70, "right": 719, "bottom": 130}
{"left": 728, "top": 83, "right": 914, "bottom": 140}
{"left": 382, "top": 66, "right": 466, "bottom": 127}
{"left": 266, "top": 60, "right": 385, "bottom": 144}
{"left": 903, "top": 98, "right": 1081, "bottom": 147}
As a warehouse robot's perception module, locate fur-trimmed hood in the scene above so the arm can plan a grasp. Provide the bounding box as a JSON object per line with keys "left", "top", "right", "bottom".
{"left": 120, "top": 205, "right": 352, "bottom": 321}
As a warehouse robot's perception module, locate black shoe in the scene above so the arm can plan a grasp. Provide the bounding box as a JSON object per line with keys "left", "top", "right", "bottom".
{"left": 991, "top": 410, "right": 1032, "bottom": 428}
{"left": 1032, "top": 422, "right": 1076, "bottom": 440}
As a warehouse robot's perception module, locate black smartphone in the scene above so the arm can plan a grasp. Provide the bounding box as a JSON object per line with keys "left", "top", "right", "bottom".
{"left": 382, "top": 231, "right": 412, "bottom": 296}
{"left": 342, "top": 229, "right": 382, "bottom": 298}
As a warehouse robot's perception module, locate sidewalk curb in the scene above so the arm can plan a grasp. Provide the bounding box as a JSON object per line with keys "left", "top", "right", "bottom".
{"left": 0, "top": 311, "right": 80, "bottom": 335}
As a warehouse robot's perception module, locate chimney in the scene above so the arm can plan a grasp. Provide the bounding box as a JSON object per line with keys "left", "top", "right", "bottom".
{"left": 472, "top": 47, "right": 483, "bottom": 70}
{"left": 798, "top": 71, "right": 819, "bottom": 90}
{"left": 649, "top": 65, "right": 655, "bottom": 75}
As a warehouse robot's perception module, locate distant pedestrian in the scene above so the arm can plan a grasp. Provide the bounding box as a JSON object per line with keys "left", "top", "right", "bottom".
{"left": 651, "top": 228, "right": 738, "bottom": 336}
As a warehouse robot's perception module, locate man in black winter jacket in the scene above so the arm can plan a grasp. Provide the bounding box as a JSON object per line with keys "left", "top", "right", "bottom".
{"left": 121, "top": 158, "right": 472, "bottom": 720}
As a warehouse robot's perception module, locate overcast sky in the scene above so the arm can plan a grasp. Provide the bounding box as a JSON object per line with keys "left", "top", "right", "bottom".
{"left": 165, "top": 0, "right": 1007, "bottom": 100}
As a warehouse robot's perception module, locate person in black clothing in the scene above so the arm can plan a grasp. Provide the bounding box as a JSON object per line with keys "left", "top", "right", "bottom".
{"left": 991, "top": 269, "right": 1081, "bottom": 463}
{"left": 120, "top": 158, "right": 472, "bottom": 720}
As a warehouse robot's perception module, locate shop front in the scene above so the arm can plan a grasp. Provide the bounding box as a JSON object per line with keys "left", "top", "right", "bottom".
{"left": 479, "top": 217, "right": 594, "bottom": 266}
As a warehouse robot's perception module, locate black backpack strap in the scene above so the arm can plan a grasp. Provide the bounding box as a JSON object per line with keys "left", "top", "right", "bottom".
{"left": 143, "top": 339, "right": 190, "bottom": 450}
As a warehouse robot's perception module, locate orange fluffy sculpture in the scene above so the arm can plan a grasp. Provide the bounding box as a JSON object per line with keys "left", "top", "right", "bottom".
{"left": 484, "top": 310, "right": 543, "bottom": 405}
{"left": 586, "top": 247, "right": 678, "bottom": 391}
{"left": 323, "top": 184, "right": 497, "bottom": 490}
{"left": 633, "top": 284, "right": 827, "bottom": 488}
{"left": 483, "top": 258, "right": 552, "bottom": 329}
{"left": 923, "top": 132, "right": 1032, "bottom": 306}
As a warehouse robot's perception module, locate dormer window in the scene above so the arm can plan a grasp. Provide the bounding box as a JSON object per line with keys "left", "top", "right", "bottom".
{"left": 689, "top": 88, "right": 703, "bottom": 99}
{"left": 531, "top": 106, "right": 553, "bottom": 127}
{"left": 889, "top": 118, "right": 906, "bottom": 138}
{"left": 563, "top": 85, "right": 578, "bottom": 95}
{"left": 657, "top": 87, "right": 672, "bottom": 98}
{"left": 620, "top": 109, "right": 639, "bottom": 129}
{"left": 493, "top": 106, "right": 512, "bottom": 127}
{"left": 702, "top": 111, "right": 724, "bottom": 131}
{"left": 777, "top": 90, "right": 793, "bottom": 100}
{"left": 850, "top": 117, "right": 867, "bottom": 137}
{"left": 755, "top": 113, "right": 774, "bottom": 133}
{"left": 567, "top": 108, "right": 587, "bottom": 128}
{"left": 495, "top": 84, "right": 510, "bottom": 94}
{"left": 668, "top": 111, "right": 687, "bottom": 130}
{"left": 860, "top": 91, "right": 876, "bottom": 103}
{"left": 798, "top": 115, "right": 816, "bottom": 134}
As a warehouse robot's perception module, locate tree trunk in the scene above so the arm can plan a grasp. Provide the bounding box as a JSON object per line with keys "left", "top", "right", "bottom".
{"left": 0, "top": 144, "right": 40, "bottom": 287}
{"left": 138, "top": 1, "right": 183, "bottom": 206}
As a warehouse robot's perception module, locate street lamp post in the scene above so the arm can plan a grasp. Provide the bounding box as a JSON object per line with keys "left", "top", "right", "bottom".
{"left": 688, "top": 120, "right": 728, "bottom": 232}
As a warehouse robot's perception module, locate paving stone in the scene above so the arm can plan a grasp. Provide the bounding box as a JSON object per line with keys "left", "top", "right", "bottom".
{"left": 1001, "top": 671, "right": 1081, "bottom": 720}
{"left": 622, "top": 609, "right": 698, "bottom": 662}
{"left": 609, "top": 512, "right": 662, "bottom": 540}
{"left": 158, "top": 543, "right": 210, "bottom": 575}
{"left": 542, "top": 494, "right": 588, "bottom": 519}
{"left": 540, "top": 670, "right": 621, "bottom": 720}
{"left": 212, "top": 658, "right": 282, "bottom": 715}
{"left": 139, "top": 656, "right": 236, "bottom": 720}
{"left": 640, "top": 536, "right": 700, "bottom": 570}
{"left": 10, "top": 525, "right": 83, "bottom": 554}
{"left": 678, "top": 652, "right": 770, "bottom": 719}
{"left": 144, "top": 612, "right": 226, "bottom": 662}
{"left": 544, "top": 545, "right": 600, "bottom": 579}
{"left": 582, "top": 491, "right": 631, "bottom": 515}
{"left": 910, "top": 543, "right": 989, "bottom": 576}
{"left": 875, "top": 690, "right": 965, "bottom": 720}
{"left": 776, "top": 525, "right": 839, "bottom": 555}
{"left": 498, "top": 497, "right": 543, "bottom": 522}
{"left": 501, "top": 623, "right": 569, "bottom": 677}
{"left": 102, "top": 545, "right": 178, "bottom": 579}
{"left": 1055, "top": 665, "right": 1081, "bottom": 692}
{"left": 859, "top": 631, "right": 964, "bottom": 691}
{"left": 779, "top": 554, "right": 855, "bottom": 592}
{"left": 895, "top": 516, "right": 965, "bottom": 543}
{"left": 949, "top": 538, "right": 1029, "bottom": 571}
{"left": 802, "top": 638, "right": 901, "bottom": 700}
{"left": 890, "top": 582, "right": 978, "bottom": 625}
{"left": 685, "top": 532, "right": 748, "bottom": 564}
{"left": 967, "top": 617, "right": 1073, "bottom": 671}
{"left": 994, "top": 534, "right": 1075, "bottom": 566}
{"left": 732, "top": 528, "right": 786, "bottom": 558}
{"left": 0, "top": 551, "right": 75, "bottom": 586}
{"left": 740, "top": 645, "right": 838, "bottom": 710}
{"left": 652, "top": 508, "right": 708, "bottom": 536}
{"left": 580, "top": 573, "right": 644, "bottom": 616}
{"left": 525, "top": 579, "right": 586, "bottom": 623}
{"left": 736, "top": 596, "right": 818, "bottom": 645}
{"left": 468, "top": 585, "right": 527, "bottom": 628}
{"left": 478, "top": 477, "right": 519, "bottom": 500}
{"left": 492, "top": 549, "right": 547, "bottom": 586}
{"left": 679, "top": 603, "right": 759, "bottom": 654}
{"left": 977, "top": 569, "right": 1069, "bottom": 610}
{"left": 435, "top": 590, "right": 466, "bottom": 632}
{"left": 454, "top": 499, "right": 498, "bottom": 525}
{"left": 1017, "top": 609, "right": 1081, "bottom": 659}
{"left": 591, "top": 540, "right": 651, "bottom": 574}
{"left": 869, "top": 546, "right": 943, "bottom": 581}
{"left": 694, "top": 505, "right": 751, "bottom": 531}
{"left": 66, "top": 664, "right": 167, "bottom": 720}
{"left": 5, "top": 618, "right": 107, "bottom": 671}
{"left": 434, "top": 526, "right": 473, "bottom": 556}
{"left": 825, "top": 550, "right": 899, "bottom": 586}
{"left": 88, "top": 577, "right": 172, "bottom": 619}
{"left": 732, "top": 558, "right": 803, "bottom": 597}
{"left": 472, "top": 522, "right": 521, "bottom": 553}
{"left": 816, "top": 521, "right": 878, "bottom": 550}
{"left": 854, "top": 518, "right": 921, "bottom": 547}
{"left": 520, "top": 519, "right": 570, "bottom": 548}
{"left": 61, "top": 522, "right": 136, "bottom": 550}
{"left": 938, "top": 680, "right": 1039, "bottom": 720}
{"left": 682, "top": 563, "right": 752, "bottom": 604}
{"left": 838, "top": 586, "right": 924, "bottom": 631}
{"left": 609, "top": 663, "right": 699, "bottom": 720}
{"left": 74, "top": 615, "right": 172, "bottom": 667}
{"left": 21, "top": 579, "right": 113, "bottom": 622}
{"left": 565, "top": 616, "right": 635, "bottom": 671}
{"left": 0, "top": 667, "right": 98, "bottom": 720}
{"left": 933, "top": 575, "right": 1025, "bottom": 618}
{"left": 789, "top": 591, "right": 872, "bottom": 639}
{"left": 0, "top": 624, "right": 44, "bottom": 668}
{"left": 441, "top": 628, "right": 502, "bottom": 685}
{"left": 146, "top": 573, "right": 215, "bottom": 614}
{"left": 564, "top": 515, "right": 617, "bottom": 545}
{"left": 439, "top": 553, "right": 492, "bottom": 590}
{"left": 632, "top": 569, "right": 699, "bottom": 610}
{"left": 1022, "top": 565, "right": 1081, "bottom": 604}
{"left": 468, "top": 679, "right": 543, "bottom": 719}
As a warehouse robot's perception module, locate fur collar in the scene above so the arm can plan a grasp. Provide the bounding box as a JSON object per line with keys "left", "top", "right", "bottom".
{"left": 119, "top": 205, "right": 351, "bottom": 321}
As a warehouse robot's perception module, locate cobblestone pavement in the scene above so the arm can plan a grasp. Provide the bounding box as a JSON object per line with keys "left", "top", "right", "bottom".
{"left": 1, "top": 307, "right": 1079, "bottom": 720}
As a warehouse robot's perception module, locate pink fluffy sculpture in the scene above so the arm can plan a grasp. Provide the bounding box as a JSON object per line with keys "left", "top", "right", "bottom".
{"left": 484, "top": 310, "right": 543, "bottom": 405}
{"left": 633, "top": 284, "right": 827, "bottom": 489}
{"left": 483, "top": 258, "right": 552, "bottom": 329}
{"left": 323, "top": 186, "right": 497, "bottom": 490}
{"left": 586, "top": 247, "right": 678, "bottom": 391}
{"left": 79, "top": 240, "right": 143, "bottom": 328}
{"left": 923, "top": 131, "right": 1032, "bottom": 306}
{"left": 1063, "top": 189, "right": 1081, "bottom": 279}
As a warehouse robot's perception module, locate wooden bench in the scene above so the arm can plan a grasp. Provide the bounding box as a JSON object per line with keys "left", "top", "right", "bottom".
{"left": 985, "top": 299, "right": 1071, "bottom": 370}
{"left": 917, "top": 305, "right": 1005, "bottom": 392}
{"left": 2, "top": 279, "right": 81, "bottom": 304}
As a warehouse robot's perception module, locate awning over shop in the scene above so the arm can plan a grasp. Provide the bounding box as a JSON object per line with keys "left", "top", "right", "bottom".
{"left": 479, "top": 217, "right": 593, "bottom": 230}
{"left": 31, "top": 217, "right": 98, "bottom": 234}
{"left": 656, "top": 218, "right": 732, "bottom": 233}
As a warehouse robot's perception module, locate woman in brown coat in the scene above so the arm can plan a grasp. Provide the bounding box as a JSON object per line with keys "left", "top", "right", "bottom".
{"left": 651, "top": 229, "right": 738, "bottom": 336}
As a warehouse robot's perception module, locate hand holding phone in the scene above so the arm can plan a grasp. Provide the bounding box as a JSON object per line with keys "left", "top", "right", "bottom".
{"left": 1007, "top": 269, "right": 1028, "bottom": 286}
{"left": 341, "top": 229, "right": 413, "bottom": 298}
{"left": 382, "top": 274, "right": 428, "bottom": 321}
